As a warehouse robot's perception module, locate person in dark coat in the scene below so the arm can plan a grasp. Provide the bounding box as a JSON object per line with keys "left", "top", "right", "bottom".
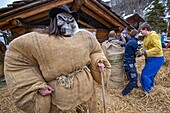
{"left": 122, "top": 29, "right": 139, "bottom": 96}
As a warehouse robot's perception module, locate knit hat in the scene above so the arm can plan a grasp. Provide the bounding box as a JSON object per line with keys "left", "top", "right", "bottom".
{"left": 130, "top": 29, "right": 138, "bottom": 37}
{"left": 49, "top": 4, "right": 79, "bottom": 21}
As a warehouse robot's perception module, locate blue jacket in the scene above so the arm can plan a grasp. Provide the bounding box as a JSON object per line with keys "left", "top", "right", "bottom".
{"left": 161, "top": 33, "right": 166, "bottom": 43}
{"left": 124, "top": 37, "right": 138, "bottom": 63}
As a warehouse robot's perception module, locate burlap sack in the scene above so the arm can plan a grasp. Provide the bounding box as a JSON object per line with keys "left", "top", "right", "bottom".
{"left": 5, "top": 30, "right": 111, "bottom": 112}
{"left": 48, "top": 67, "right": 94, "bottom": 110}
{"left": 102, "top": 41, "right": 125, "bottom": 88}
{"left": 49, "top": 84, "right": 98, "bottom": 113}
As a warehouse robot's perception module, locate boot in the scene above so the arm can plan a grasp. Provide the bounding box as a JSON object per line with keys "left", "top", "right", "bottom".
{"left": 122, "top": 82, "right": 137, "bottom": 96}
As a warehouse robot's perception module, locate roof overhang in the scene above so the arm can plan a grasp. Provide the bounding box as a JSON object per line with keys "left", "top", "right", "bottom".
{"left": 0, "top": 0, "right": 133, "bottom": 42}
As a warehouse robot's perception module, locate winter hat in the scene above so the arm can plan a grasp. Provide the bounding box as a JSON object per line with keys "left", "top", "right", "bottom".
{"left": 130, "top": 29, "right": 138, "bottom": 37}
{"left": 48, "top": 4, "right": 79, "bottom": 21}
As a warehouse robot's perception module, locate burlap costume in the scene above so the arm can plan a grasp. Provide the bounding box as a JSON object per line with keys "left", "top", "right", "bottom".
{"left": 4, "top": 30, "right": 111, "bottom": 113}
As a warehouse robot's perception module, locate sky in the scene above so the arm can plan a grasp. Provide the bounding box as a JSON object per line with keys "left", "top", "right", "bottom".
{"left": 0, "top": 0, "right": 16, "bottom": 8}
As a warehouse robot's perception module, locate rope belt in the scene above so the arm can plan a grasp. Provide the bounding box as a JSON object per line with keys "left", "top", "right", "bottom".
{"left": 56, "top": 66, "right": 88, "bottom": 89}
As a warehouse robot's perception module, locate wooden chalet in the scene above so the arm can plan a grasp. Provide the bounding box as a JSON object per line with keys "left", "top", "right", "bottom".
{"left": 0, "top": 0, "right": 133, "bottom": 43}
{"left": 124, "top": 13, "right": 145, "bottom": 30}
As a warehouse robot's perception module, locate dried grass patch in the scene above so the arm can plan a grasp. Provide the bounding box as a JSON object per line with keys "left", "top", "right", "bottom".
{"left": 0, "top": 49, "right": 170, "bottom": 113}
{"left": 96, "top": 49, "right": 170, "bottom": 113}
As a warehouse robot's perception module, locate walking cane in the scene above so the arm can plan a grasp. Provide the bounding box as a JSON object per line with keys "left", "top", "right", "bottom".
{"left": 98, "top": 63, "right": 107, "bottom": 113}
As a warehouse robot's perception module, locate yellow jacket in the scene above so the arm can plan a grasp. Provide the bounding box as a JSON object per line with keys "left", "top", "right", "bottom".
{"left": 141, "top": 31, "right": 163, "bottom": 57}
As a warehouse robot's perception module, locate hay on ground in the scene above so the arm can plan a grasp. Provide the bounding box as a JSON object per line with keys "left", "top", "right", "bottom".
{"left": 1, "top": 49, "right": 170, "bottom": 113}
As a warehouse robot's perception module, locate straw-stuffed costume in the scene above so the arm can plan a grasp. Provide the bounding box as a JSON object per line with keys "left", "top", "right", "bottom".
{"left": 4, "top": 5, "right": 111, "bottom": 113}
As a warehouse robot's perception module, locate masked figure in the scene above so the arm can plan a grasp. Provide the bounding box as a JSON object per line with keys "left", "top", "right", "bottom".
{"left": 4, "top": 5, "right": 111, "bottom": 113}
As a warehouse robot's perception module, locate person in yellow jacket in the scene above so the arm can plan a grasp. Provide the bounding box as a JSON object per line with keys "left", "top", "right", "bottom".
{"left": 136, "top": 23, "right": 164, "bottom": 93}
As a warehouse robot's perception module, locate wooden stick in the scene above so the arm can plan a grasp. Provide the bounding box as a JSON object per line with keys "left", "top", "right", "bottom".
{"left": 101, "top": 72, "right": 107, "bottom": 113}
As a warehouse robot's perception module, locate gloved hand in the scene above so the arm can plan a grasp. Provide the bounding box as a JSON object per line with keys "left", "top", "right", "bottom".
{"left": 135, "top": 50, "right": 146, "bottom": 57}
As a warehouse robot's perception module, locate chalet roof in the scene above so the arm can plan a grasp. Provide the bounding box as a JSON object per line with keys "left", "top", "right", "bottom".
{"left": 0, "top": 0, "right": 133, "bottom": 42}
{"left": 124, "top": 13, "right": 145, "bottom": 23}
{"left": 123, "top": 13, "right": 145, "bottom": 30}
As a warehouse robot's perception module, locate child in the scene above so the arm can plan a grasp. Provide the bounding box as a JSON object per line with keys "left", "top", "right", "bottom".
{"left": 122, "top": 29, "right": 139, "bottom": 96}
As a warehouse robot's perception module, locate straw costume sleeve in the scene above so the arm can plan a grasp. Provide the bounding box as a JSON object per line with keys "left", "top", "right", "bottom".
{"left": 88, "top": 33, "right": 111, "bottom": 84}
{"left": 4, "top": 33, "right": 51, "bottom": 113}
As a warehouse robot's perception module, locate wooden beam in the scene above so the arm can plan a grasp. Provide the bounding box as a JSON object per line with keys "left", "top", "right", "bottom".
{"left": 0, "top": 17, "right": 49, "bottom": 31}
{"left": 0, "top": 1, "right": 43, "bottom": 19}
{"left": 22, "top": 11, "right": 48, "bottom": 23}
{"left": 0, "top": 24, "right": 12, "bottom": 31}
{"left": 96, "top": 29, "right": 109, "bottom": 35}
{"left": 81, "top": 6, "right": 112, "bottom": 28}
{"left": 84, "top": 0, "right": 122, "bottom": 28}
{"left": 71, "top": 0, "right": 85, "bottom": 11}
{"left": 84, "top": 0, "right": 133, "bottom": 32}
{"left": 90, "top": 0, "right": 131, "bottom": 28}
{"left": 10, "top": 19, "right": 24, "bottom": 26}
{"left": 0, "top": 19, "right": 25, "bottom": 30}
{"left": 0, "top": 0, "right": 73, "bottom": 27}
{"left": 94, "top": 0, "right": 133, "bottom": 31}
{"left": 78, "top": 20, "right": 94, "bottom": 28}
{"left": 28, "top": 16, "right": 49, "bottom": 25}
{"left": 96, "top": 29, "right": 109, "bottom": 42}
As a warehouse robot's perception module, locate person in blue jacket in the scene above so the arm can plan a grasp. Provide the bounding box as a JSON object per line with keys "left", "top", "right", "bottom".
{"left": 122, "top": 29, "right": 139, "bottom": 96}
{"left": 160, "top": 31, "right": 166, "bottom": 48}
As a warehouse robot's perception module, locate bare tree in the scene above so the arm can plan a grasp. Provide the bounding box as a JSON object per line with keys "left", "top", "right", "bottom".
{"left": 111, "top": 0, "right": 154, "bottom": 17}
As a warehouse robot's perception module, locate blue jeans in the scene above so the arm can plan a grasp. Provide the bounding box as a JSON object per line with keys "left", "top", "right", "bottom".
{"left": 141, "top": 56, "right": 164, "bottom": 93}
